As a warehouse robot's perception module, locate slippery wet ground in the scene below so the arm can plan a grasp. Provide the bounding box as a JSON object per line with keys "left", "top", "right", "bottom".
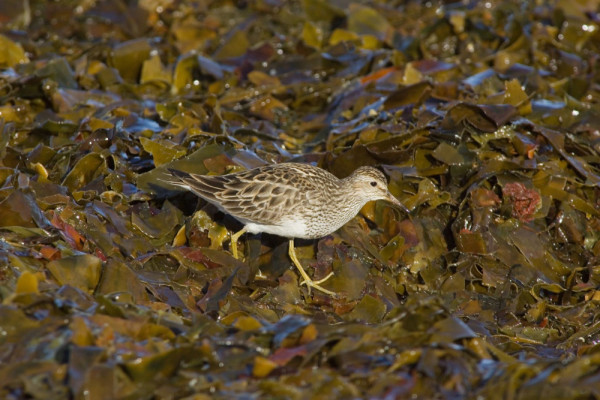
{"left": 1, "top": 0, "right": 600, "bottom": 399}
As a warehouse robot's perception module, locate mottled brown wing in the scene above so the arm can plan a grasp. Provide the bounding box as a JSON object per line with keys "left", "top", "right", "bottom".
{"left": 168, "top": 167, "right": 305, "bottom": 226}
{"left": 166, "top": 169, "right": 227, "bottom": 203}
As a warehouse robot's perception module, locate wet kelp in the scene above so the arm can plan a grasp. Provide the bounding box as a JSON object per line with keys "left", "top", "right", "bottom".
{"left": 1, "top": 0, "right": 600, "bottom": 398}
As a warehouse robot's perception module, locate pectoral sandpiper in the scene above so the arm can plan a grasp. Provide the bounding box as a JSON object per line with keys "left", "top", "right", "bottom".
{"left": 164, "top": 163, "right": 408, "bottom": 296}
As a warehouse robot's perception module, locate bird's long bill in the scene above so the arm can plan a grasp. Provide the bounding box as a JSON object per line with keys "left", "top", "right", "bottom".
{"left": 386, "top": 192, "right": 411, "bottom": 214}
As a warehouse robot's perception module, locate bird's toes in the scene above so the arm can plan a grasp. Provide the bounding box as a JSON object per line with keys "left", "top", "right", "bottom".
{"left": 299, "top": 278, "right": 336, "bottom": 296}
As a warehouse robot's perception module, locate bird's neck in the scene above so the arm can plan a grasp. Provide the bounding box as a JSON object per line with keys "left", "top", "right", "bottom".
{"left": 336, "top": 180, "right": 370, "bottom": 215}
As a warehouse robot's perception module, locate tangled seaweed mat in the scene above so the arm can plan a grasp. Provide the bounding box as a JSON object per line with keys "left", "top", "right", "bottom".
{"left": 1, "top": 0, "right": 600, "bottom": 398}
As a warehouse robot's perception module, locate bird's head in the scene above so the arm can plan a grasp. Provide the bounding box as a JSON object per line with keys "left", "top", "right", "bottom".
{"left": 348, "top": 166, "right": 410, "bottom": 213}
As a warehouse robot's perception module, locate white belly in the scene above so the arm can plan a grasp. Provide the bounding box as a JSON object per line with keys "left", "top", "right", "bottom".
{"left": 245, "top": 219, "right": 309, "bottom": 239}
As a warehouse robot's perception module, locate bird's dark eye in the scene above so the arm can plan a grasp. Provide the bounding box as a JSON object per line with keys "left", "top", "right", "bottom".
{"left": 370, "top": 181, "right": 377, "bottom": 187}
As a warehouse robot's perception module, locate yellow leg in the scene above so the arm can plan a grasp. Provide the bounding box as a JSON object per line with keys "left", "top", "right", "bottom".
{"left": 288, "top": 239, "right": 335, "bottom": 296}
{"left": 230, "top": 227, "right": 247, "bottom": 259}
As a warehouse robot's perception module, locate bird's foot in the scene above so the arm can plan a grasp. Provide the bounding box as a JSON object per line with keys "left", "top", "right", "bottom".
{"left": 299, "top": 272, "right": 336, "bottom": 296}
{"left": 300, "top": 271, "right": 333, "bottom": 286}
{"left": 288, "top": 239, "right": 336, "bottom": 297}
